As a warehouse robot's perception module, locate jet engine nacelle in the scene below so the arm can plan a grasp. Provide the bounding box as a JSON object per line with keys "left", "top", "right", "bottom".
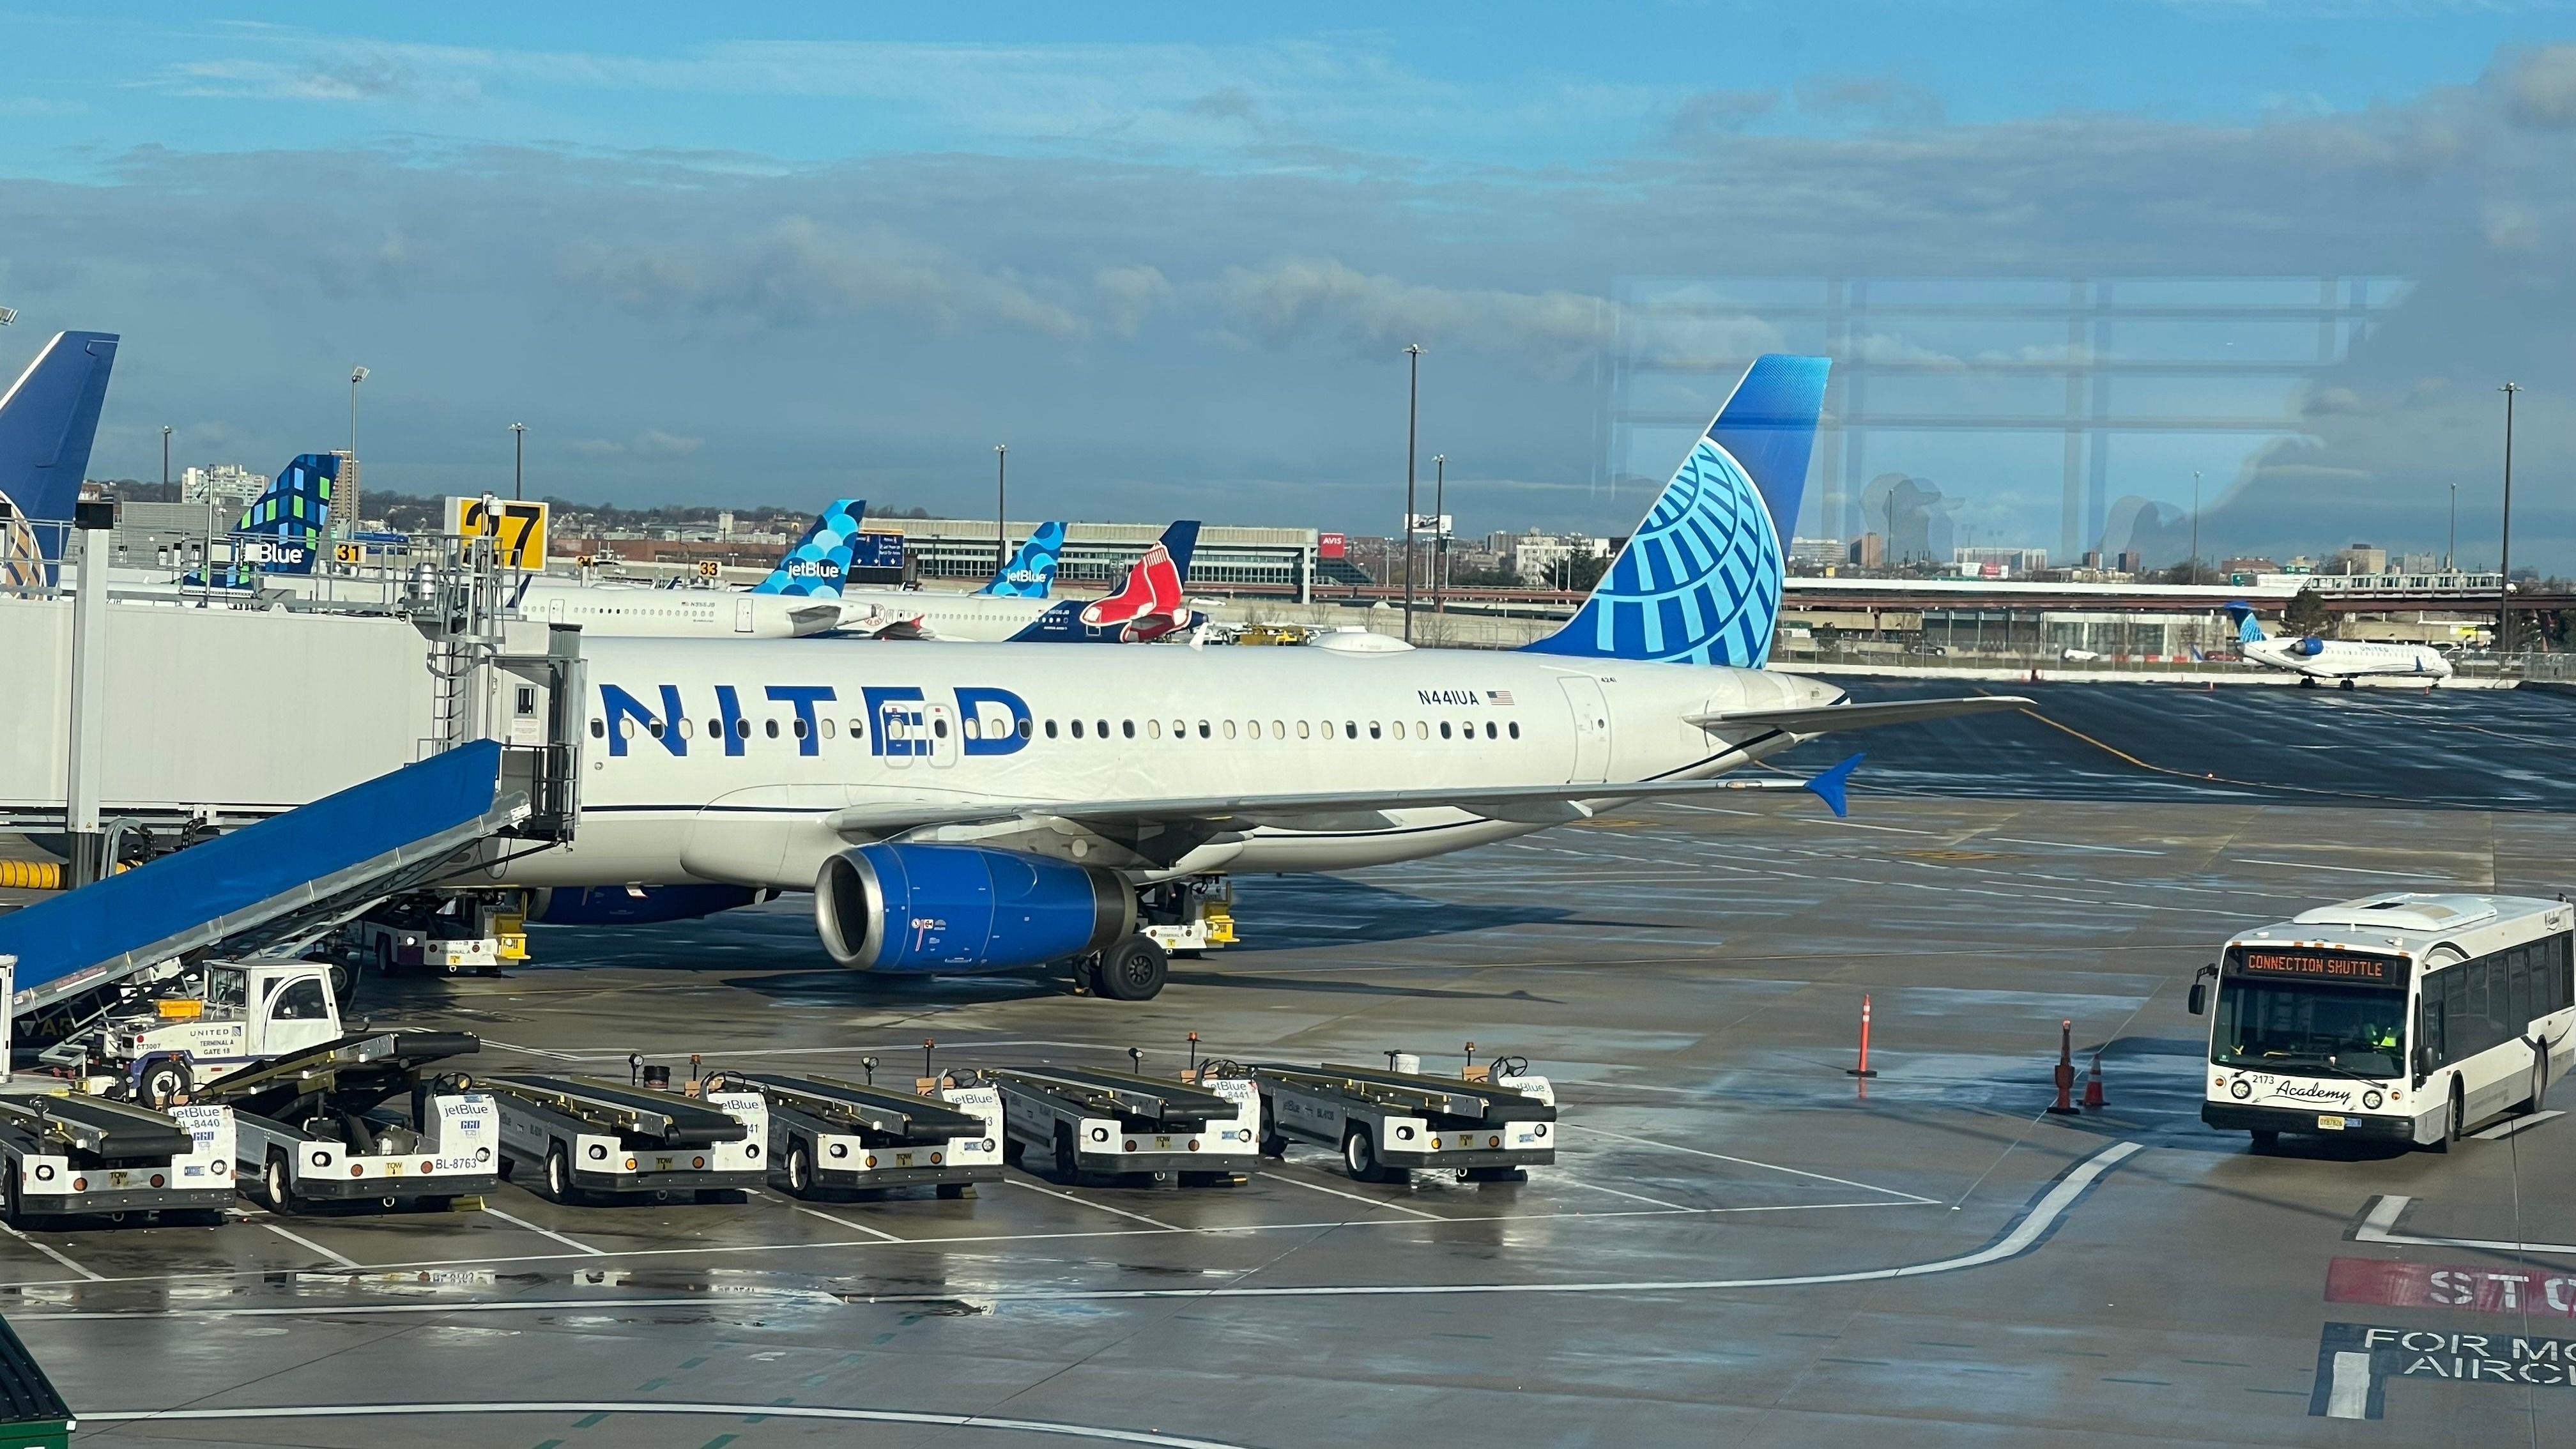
{"left": 815, "top": 843, "right": 1134, "bottom": 974}
{"left": 2292, "top": 636, "right": 2326, "bottom": 657}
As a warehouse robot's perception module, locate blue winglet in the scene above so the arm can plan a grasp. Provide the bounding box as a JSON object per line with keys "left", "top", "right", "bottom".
{"left": 1803, "top": 753, "right": 1863, "bottom": 818}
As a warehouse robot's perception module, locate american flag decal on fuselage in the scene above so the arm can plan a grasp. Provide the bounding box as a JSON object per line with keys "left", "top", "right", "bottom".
{"left": 1487, "top": 689, "right": 1515, "bottom": 706}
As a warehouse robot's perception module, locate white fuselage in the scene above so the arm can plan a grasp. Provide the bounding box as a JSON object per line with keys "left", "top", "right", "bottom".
{"left": 2243, "top": 636, "right": 2453, "bottom": 681}
{"left": 516, "top": 580, "right": 838, "bottom": 639}
{"left": 505, "top": 639, "right": 1837, "bottom": 891}
{"left": 828, "top": 587, "right": 1055, "bottom": 641}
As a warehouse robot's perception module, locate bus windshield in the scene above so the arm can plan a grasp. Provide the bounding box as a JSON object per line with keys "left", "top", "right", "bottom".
{"left": 2213, "top": 978, "right": 2407, "bottom": 1079}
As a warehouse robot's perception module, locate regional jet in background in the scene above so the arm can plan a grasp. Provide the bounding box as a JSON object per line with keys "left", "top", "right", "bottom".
{"left": 0, "top": 329, "right": 118, "bottom": 589}
{"left": 2225, "top": 602, "right": 2453, "bottom": 689}
{"left": 503, "top": 355, "right": 2026, "bottom": 1000}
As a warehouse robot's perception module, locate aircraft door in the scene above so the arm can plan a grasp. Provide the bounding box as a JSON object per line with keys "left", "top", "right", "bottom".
{"left": 734, "top": 596, "right": 757, "bottom": 633}
{"left": 923, "top": 702, "right": 958, "bottom": 769}
{"left": 1556, "top": 675, "right": 1612, "bottom": 783}
{"left": 879, "top": 695, "right": 923, "bottom": 769}
{"left": 546, "top": 595, "right": 566, "bottom": 625}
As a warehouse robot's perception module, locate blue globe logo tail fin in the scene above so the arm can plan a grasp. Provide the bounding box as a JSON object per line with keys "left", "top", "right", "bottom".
{"left": 1522, "top": 354, "right": 1828, "bottom": 667}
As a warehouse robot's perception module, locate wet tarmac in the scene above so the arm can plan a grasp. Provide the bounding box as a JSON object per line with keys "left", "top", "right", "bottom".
{"left": 15, "top": 683, "right": 2576, "bottom": 1446}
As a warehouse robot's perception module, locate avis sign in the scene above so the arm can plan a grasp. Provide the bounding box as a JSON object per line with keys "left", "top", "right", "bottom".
{"left": 447, "top": 496, "right": 550, "bottom": 570}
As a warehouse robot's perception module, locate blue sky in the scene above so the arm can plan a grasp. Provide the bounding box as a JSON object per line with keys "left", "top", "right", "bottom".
{"left": 5, "top": 3, "right": 2576, "bottom": 564}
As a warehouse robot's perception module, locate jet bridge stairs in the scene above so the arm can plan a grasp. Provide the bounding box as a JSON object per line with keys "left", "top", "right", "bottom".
{"left": 0, "top": 740, "right": 561, "bottom": 1047}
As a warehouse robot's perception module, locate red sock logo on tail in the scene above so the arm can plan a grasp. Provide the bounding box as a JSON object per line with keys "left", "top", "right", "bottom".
{"left": 1082, "top": 544, "right": 1183, "bottom": 629}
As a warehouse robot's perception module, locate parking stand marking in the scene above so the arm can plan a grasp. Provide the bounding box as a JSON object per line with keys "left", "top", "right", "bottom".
{"left": 1264, "top": 1170, "right": 1445, "bottom": 1221}
{"left": 0, "top": 1223, "right": 103, "bottom": 1282}
{"left": 2356, "top": 1195, "right": 2576, "bottom": 1259}
{"left": 1561, "top": 1124, "right": 1940, "bottom": 1204}
{"left": 259, "top": 1222, "right": 362, "bottom": 1269}
{"left": 1004, "top": 1179, "right": 1184, "bottom": 1231}
{"left": 481, "top": 1206, "right": 608, "bottom": 1257}
{"left": 80, "top": 1400, "right": 1257, "bottom": 1448}
{"left": 2473, "top": 1109, "right": 2563, "bottom": 1140}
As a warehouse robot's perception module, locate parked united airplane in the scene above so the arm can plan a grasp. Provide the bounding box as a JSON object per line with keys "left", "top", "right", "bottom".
{"left": 508, "top": 355, "right": 2023, "bottom": 999}
{"left": 2224, "top": 602, "right": 2453, "bottom": 688}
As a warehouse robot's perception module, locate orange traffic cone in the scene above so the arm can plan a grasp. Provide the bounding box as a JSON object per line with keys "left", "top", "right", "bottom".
{"left": 2082, "top": 1051, "right": 2106, "bottom": 1111}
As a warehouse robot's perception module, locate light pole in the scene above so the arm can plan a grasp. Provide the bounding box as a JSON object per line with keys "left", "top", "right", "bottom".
{"left": 2499, "top": 381, "right": 2520, "bottom": 654}
{"left": 993, "top": 444, "right": 1008, "bottom": 574}
{"left": 347, "top": 365, "right": 369, "bottom": 535}
{"left": 1431, "top": 454, "right": 1446, "bottom": 613}
{"left": 2188, "top": 470, "right": 2200, "bottom": 585}
{"left": 1402, "top": 343, "right": 1422, "bottom": 642}
{"left": 160, "top": 425, "right": 172, "bottom": 496}
{"left": 510, "top": 422, "right": 526, "bottom": 502}
{"left": 2448, "top": 481, "right": 2457, "bottom": 572}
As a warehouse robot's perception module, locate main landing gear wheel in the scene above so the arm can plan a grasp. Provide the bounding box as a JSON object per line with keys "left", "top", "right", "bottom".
{"left": 2338, "top": 678, "right": 2357, "bottom": 691}
{"left": 1096, "top": 937, "right": 1169, "bottom": 1002}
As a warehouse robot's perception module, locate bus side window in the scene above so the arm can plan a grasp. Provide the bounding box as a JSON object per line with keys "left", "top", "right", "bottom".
{"left": 2509, "top": 947, "right": 2533, "bottom": 1031}
{"left": 2419, "top": 994, "right": 2446, "bottom": 1068}
{"left": 2446, "top": 969, "right": 2474, "bottom": 1057}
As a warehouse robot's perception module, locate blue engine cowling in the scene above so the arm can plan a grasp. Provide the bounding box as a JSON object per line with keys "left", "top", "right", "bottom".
{"left": 532, "top": 884, "right": 772, "bottom": 926}
{"left": 814, "top": 843, "right": 1133, "bottom": 974}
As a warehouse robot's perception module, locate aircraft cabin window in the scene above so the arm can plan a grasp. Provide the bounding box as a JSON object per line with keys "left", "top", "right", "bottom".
{"left": 1485, "top": 721, "right": 1498, "bottom": 739}
{"left": 735, "top": 719, "right": 751, "bottom": 739}
{"left": 1148, "top": 720, "right": 1163, "bottom": 739}
{"left": 1123, "top": 720, "right": 1135, "bottom": 739}
{"left": 1271, "top": 719, "right": 1285, "bottom": 737}
{"left": 1190, "top": 721, "right": 1206, "bottom": 739}
{"left": 1440, "top": 721, "right": 1452, "bottom": 739}
{"left": 1172, "top": 719, "right": 1186, "bottom": 737}
{"left": 1369, "top": 722, "right": 1383, "bottom": 740}
{"left": 1096, "top": 719, "right": 1108, "bottom": 739}
{"left": 589, "top": 718, "right": 604, "bottom": 739}
{"left": 1016, "top": 718, "right": 1031, "bottom": 739}
{"left": 647, "top": 720, "right": 664, "bottom": 739}
{"left": 707, "top": 718, "right": 722, "bottom": 737}
{"left": 963, "top": 717, "right": 981, "bottom": 740}
{"left": 820, "top": 719, "right": 836, "bottom": 740}
{"left": 1045, "top": 719, "right": 1059, "bottom": 739}
{"left": 1508, "top": 721, "right": 1521, "bottom": 739}
{"left": 1223, "top": 721, "right": 1238, "bottom": 740}
{"left": 1344, "top": 722, "right": 1357, "bottom": 739}
{"left": 1297, "top": 721, "right": 1311, "bottom": 739}
{"left": 764, "top": 719, "right": 781, "bottom": 739}
{"left": 618, "top": 719, "right": 637, "bottom": 742}
{"left": 679, "top": 719, "right": 695, "bottom": 740}
{"left": 1071, "top": 719, "right": 1085, "bottom": 739}
{"left": 792, "top": 719, "right": 809, "bottom": 740}
{"left": 933, "top": 717, "right": 949, "bottom": 738}
{"left": 848, "top": 719, "right": 866, "bottom": 739}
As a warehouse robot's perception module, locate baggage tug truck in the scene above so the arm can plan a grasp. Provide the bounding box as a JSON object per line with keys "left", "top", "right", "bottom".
{"left": 1254, "top": 1057, "right": 1557, "bottom": 1183}
{"left": 192, "top": 1031, "right": 499, "bottom": 1214}
{"left": 43, "top": 960, "right": 345, "bottom": 1108}
{"left": 741, "top": 1072, "right": 1001, "bottom": 1200}
{"left": 986, "top": 1064, "right": 1259, "bottom": 1186}
{"left": 487, "top": 1073, "right": 766, "bottom": 1204}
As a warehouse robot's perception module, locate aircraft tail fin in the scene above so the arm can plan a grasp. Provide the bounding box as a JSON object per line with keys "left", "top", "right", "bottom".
{"left": 0, "top": 330, "right": 119, "bottom": 575}
{"left": 2225, "top": 601, "right": 2267, "bottom": 645}
{"left": 977, "top": 520, "right": 1066, "bottom": 597}
{"left": 1522, "top": 354, "right": 1829, "bottom": 666}
{"left": 212, "top": 453, "right": 337, "bottom": 578}
{"left": 753, "top": 499, "right": 865, "bottom": 597}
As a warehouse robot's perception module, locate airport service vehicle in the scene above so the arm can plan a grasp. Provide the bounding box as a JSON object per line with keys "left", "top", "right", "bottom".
{"left": 0, "top": 1093, "right": 231, "bottom": 1226}
{"left": 986, "top": 1064, "right": 1259, "bottom": 1186}
{"left": 194, "top": 1031, "right": 499, "bottom": 1214}
{"left": 49, "top": 961, "right": 345, "bottom": 1108}
{"left": 487, "top": 1071, "right": 766, "bottom": 1202}
{"left": 339, "top": 892, "right": 525, "bottom": 976}
{"left": 2191, "top": 893, "right": 2576, "bottom": 1151}
{"left": 2224, "top": 602, "right": 2453, "bottom": 688}
{"left": 1255, "top": 1055, "right": 1556, "bottom": 1183}
{"left": 745, "top": 1071, "right": 1000, "bottom": 1199}
{"left": 507, "top": 356, "right": 2020, "bottom": 1002}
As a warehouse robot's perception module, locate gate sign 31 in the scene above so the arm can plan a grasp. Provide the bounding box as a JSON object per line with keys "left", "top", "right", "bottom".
{"left": 447, "top": 496, "right": 551, "bottom": 570}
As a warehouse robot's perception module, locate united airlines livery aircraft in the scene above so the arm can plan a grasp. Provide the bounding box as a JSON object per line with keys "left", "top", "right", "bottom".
{"left": 2225, "top": 602, "right": 2453, "bottom": 688}
{"left": 509, "top": 355, "right": 2024, "bottom": 999}
{"left": 0, "top": 329, "right": 118, "bottom": 588}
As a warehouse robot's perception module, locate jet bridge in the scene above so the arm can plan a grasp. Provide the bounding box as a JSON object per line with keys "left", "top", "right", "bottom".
{"left": 0, "top": 740, "right": 538, "bottom": 1038}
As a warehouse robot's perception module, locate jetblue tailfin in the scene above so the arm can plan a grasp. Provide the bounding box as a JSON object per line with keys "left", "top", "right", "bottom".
{"left": 2225, "top": 601, "right": 2267, "bottom": 645}
{"left": 1522, "top": 354, "right": 1829, "bottom": 666}
{"left": 0, "top": 330, "right": 119, "bottom": 578}
{"left": 977, "top": 520, "right": 1067, "bottom": 597}
{"left": 200, "top": 453, "right": 337, "bottom": 581}
{"left": 753, "top": 499, "right": 866, "bottom": 597}
{"left": 1007, "top": 519, "right": 1202, "bottom": 643}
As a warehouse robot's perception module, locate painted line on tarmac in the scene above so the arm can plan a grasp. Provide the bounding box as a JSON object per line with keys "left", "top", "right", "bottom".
{"left": 80, "top": 1401, "right": 1254, "bottom": 1448}
{"left": 1561, "top": 1124, "right": 1942, "bottom": 1204}
{"left": 18, "top": 1294, "right": 832, "bottom": 1321}
{"left": 2232, "top": 858, "right": 2444, "bottom": 880}
{"left": 480, "top": 1206, "right": 606, "bottom": 1257}
{"left": 2356, "top": 1193, "right": 2576, "bottom": 1258}
{"left": 259, "top": 1222, "right": 361, "bottom": 1269}
{"left": 1004, "top": 1179, "right": 1183, "bottom": 1231}
{"left": 1548, "top": 1177, "right": 1694, "bottom": 1212}
{"left": 0, "top": 1200, "right": 1933, "bottom": 1292}
{"left": 0, "top": 1223, "right": 102, "bottom": 1282}
{"left": 852, "top": 1142, "right": 2143, "bottom": 1304}
{"left": 1988, "top": 838, "right": 2167, "bottom": 856}
{"left": 762, "top": 1196, "right": 906, "bottom": 1243}
{"left": 1264, "top": 1170, "right": 1444, "bottom": 1221}
{"left": 2474, "top": 1110, "right": 2564, "bottom": 1141}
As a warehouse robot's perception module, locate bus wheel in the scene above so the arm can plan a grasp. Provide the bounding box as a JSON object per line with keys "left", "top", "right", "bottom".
{"left": 2248, "top": 1130, "right": 2278, "bottom": 1154}
{"left": 2432, "top": 1083, "right": 2465, "bottom": 1152}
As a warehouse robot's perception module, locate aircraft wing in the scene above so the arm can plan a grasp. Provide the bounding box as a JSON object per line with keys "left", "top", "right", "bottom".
{"left": 822, "top": 761, "right": 1862, "bottom": 839}
{"left": 1687, "top": 695, "right": 2029, "bottom": 737}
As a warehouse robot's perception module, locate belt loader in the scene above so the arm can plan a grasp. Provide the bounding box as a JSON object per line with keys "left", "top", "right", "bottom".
{"left": 985, "top": 1063, "right": 1258, "bottom": 1186}
{"left": 0, "top": 1094, "right": 233, "bottom": 1227}
{"left": 192, "top": 1031, "right": 498, "bottom": 1214}
{"left": 487, "top": 1072, "right": 765, "bottom": 1204}
{"left": 1254, "top": 1055, "right": 1556, "bottom": 1183}
{"left": 742, "top": 1071, "right": 1002, "bottom": 1200}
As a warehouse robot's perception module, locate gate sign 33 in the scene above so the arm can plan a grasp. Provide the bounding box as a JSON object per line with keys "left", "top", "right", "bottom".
{"left": 447, "top": 496, "right": 550, "bottom": 570}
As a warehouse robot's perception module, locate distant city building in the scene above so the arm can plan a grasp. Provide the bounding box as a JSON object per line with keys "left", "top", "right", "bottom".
{"left": 1952, "top": 546, "right": 2048, "bottom": 576}
{"left": 1848, "top": 533, "right": 1886, "bottom": 568}
{"left": 2219, "top": 556, "right": 2280, "bottom": 577}
{"left": 1790, "top": 536, "right": 1844, "bottom": 565}
{"left": 179, "top": 463, "right": 268, "bottom": 516}
{"left": 1506, "top": 530, "right": 1612, "bottom": 585}
{"left": 2401, "top": 551, "right": 2438, "bottom": 573}
{"left": 2341, "top": 542, "right": 2389, "bottom": 575}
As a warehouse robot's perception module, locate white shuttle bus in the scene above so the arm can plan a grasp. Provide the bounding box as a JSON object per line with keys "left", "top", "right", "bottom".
{"left": 2193, "top": 894, "right": 2575, "bottom": 1151}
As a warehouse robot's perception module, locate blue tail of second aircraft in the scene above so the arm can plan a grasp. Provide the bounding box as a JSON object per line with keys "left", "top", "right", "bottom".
{"left": 1006, "top": 520, "right": 1202, "bottom": 643}
{"left": 977, "top": 520, "right": 1066, "bottom": 597}
{"left": 188, "top": 453, "right": 335, "bottom": 585}
{"left": 754, "top": 499, "right": 866, "bottom": 597}
{"left": 1522, "top": 353, "right": 1830, "bottom": 668}
{"left": 2225, "top": 602, "right": 2267, "bottom": 645}
{"left": 0, "top": 330, "right": 119, "bottom": 581}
